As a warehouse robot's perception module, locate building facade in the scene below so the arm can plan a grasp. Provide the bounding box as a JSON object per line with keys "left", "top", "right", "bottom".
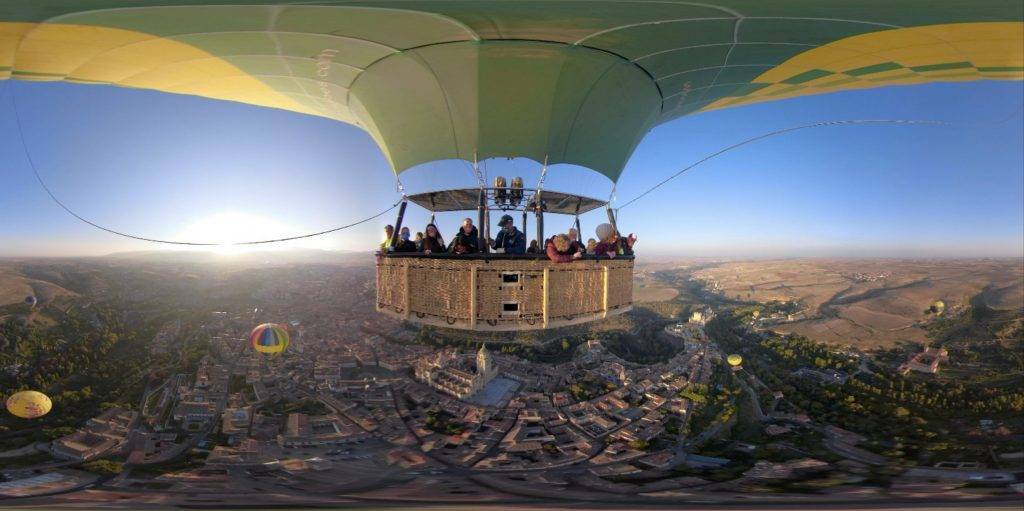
{"left": 415, "top": 345, "right": 498, "bottom": 400}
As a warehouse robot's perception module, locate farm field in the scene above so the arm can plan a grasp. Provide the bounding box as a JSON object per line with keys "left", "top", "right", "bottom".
{"left": 691, "top": 258, "right": 1022, "bottom": 348}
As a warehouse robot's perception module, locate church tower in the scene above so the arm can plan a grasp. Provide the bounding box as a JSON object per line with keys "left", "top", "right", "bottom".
{"left": 476, "top": 344, "right": 497, "bottom": 380}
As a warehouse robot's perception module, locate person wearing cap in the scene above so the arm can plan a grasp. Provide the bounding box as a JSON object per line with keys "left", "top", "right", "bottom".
{"left": 593, "top": 223, "right": 637, "bottom": 258}
{"left": 492, "top": 214, "right": 526, "bottom": 254}
{"left": 448, "top": 217, "right": 480, "bottom": 254}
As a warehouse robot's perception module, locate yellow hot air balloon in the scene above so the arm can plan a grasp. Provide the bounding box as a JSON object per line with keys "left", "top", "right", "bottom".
{"left": 5, "top": 390, "right": 52, "bottom": 419}
{"left": 727, "top": 354, "right": 743, "bottom": 367}
{"left": 249, "top": 323, "right": 290, "bottom": 354}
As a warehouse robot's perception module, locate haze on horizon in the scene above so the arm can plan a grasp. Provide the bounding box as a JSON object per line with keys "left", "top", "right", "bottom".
{"left": 1, "top": 79, "right": 1021, "bottom": 259}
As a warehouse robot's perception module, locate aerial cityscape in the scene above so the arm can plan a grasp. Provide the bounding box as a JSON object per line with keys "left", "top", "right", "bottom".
{"left": 1, "top": 1, "right": 1023, "bottom": 510}
{"left": 0, "top": 253, "right": 1021, "bottom": 508}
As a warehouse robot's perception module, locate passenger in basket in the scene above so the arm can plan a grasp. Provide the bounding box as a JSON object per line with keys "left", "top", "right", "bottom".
{"left": 421, "top": 223, "right": 446, "bottom": 254}
{"left": 567, "top": 227, "right": 584, "bottom": 253}
{"left": 586, "top": 238, "right": 598, "bottom": 254}
{"left": 546, "top": 233, "right": 583, "bottom": 263}
{"left": 448, "top": 217, "right": 480, "bottom": 254}
{"left": 491, "top": 214, "right": 526, "bottom": 254}
{"left": 379, "top": 224, "right": 394, "bottom": 252}
{"left": 414, "top": 232, "right": 424, "bottom": 251}
{"left": 527, "top": 240, "right": 541, "bottom": 254}
{"left": 592, "top": 223, "right": 637, "bottom": 259}
{"left": 394, "top": 227, "right": 418, "bottom": 252}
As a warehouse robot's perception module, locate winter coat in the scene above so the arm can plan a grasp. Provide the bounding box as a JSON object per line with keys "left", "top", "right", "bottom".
{"left": 422, "top": 235, "right": 446, "bottom": 253}
{"left": 492, "top": 227, "right": 526, "bottom": 254}
{"left": 449, "top": 227, "right": 480, "bottom": 254}
{"left": 545, "top": 237, "right": 580, "bottom": 263}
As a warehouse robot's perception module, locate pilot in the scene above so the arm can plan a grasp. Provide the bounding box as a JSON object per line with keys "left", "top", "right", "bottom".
{"left": 491, "top": 214, "right": 526, "bottom": 254}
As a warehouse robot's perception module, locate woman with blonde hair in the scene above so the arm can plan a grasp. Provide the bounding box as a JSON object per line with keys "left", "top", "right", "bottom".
{"left": 546, "top": 233, "right": 583, "bottom": 263}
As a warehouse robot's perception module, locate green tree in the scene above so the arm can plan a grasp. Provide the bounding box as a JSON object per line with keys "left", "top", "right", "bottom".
{"left": 82, "top": 459, "right": 123, "bottom": 476}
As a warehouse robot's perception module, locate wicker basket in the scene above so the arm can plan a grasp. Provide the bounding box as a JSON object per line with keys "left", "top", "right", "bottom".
{"left": 376, "top": 255, "right": 633, "bottom": 331}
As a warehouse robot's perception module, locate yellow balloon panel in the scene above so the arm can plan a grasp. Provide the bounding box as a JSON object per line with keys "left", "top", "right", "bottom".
{"left": 5, "top": 390, "right": 52, "bottom": 419}
{"left": 1, "top": 8, "right": 1020, "bottom": 181}
{"left": 704, "top": 23, "right": 1024, "bottom": 113}
{"left": 0, "top": 21, "right": 322, "bottom": 119}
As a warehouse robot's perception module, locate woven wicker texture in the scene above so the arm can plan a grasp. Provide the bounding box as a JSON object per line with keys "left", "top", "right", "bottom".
{"left": 377, "top": 256, "right": 633, "bottom": 330}
{"left": 407, "top": 258, "right": 473, "bottom": 321}
{"left": 376, "top": 258, "right": 406, "bottom": 313}
{"left": 548, "top": 264, "right": 605, "bottom": 319}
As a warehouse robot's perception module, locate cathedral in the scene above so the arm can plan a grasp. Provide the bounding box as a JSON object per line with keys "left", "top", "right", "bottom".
{"left": 414, "top": 345, "right": 498, "bottom": 400}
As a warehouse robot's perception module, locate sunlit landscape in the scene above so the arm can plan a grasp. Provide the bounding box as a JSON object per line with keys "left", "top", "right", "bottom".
{"left": 171, "top": 213, "right": 335, "bottom": 255}
{"left": 1, "top": 1, "right": 1022, "bottom": 510}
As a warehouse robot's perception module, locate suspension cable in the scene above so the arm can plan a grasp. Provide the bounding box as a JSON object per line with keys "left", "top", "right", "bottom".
{"left": 614, "top": 112, "right": 1024, "bottom": 211}
{"left": 393, "top": 173, "right": 407, "bottom": 198}
{"left": 614, "top": 118, "right": 950, "bottom": 208}
{"left": 7, "top": 82, "right": 401, "bottom": 247}
{"left": 471, "top": 152, "right": 486, "bottom": 188}
{"left": 535, "top": 155, "right": 549, "bottom": 191}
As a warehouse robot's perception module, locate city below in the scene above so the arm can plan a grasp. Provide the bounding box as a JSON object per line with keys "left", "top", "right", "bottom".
{"left": 0, "top": 252, "right": 1021, "bottom": 509}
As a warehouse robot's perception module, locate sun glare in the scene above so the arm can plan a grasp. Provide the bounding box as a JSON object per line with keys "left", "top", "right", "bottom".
{"left": 173, "top": 212, "right": 330, "bottom": 254}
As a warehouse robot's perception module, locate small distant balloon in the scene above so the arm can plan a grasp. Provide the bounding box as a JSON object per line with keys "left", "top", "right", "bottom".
{"left": 6, "top": 390, "right": 52, "bottom": 419}
{"left": 727, "top": 354, "right": 743, "bottom": 367}
{"left": 249, "top": 323, "right": 289, "bottom": 354}
{"left": 24, "top": 296, "right": 37, "bottom": 307}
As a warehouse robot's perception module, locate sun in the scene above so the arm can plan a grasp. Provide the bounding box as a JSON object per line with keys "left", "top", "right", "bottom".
{"left": 173, "top": 212, "right": 330, "bottom": 254}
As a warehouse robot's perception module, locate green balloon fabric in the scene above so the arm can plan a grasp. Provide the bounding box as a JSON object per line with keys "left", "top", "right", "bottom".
{"left": 1, "top": 1, "right": 1021, "bottom": 180}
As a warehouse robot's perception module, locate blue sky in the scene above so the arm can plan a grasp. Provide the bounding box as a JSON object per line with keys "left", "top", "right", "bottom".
{"left": 0, "top": 79, "right": 1021, "bottom": 258}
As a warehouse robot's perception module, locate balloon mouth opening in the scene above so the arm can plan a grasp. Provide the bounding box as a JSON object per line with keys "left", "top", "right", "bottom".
{"left": 396, "top": 156, "right": 618, "bottom": 189}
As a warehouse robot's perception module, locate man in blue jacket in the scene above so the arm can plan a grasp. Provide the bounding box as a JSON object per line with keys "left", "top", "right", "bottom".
{"left": 492, "top": 214, "right": 526, "bottom": 254}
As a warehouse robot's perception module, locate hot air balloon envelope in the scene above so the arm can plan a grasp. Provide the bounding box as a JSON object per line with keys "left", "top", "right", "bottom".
{"left": 727, "top": 354, "right": 743, "bottom": 367}
{"left": 6, "top": 390, "right": 52, "bottom": 419}
{"left": 249, "top": 323, "right": 289, "bottom": 354}
{"left": 1, "top": 3, "right": 1019, "bottom": 181}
